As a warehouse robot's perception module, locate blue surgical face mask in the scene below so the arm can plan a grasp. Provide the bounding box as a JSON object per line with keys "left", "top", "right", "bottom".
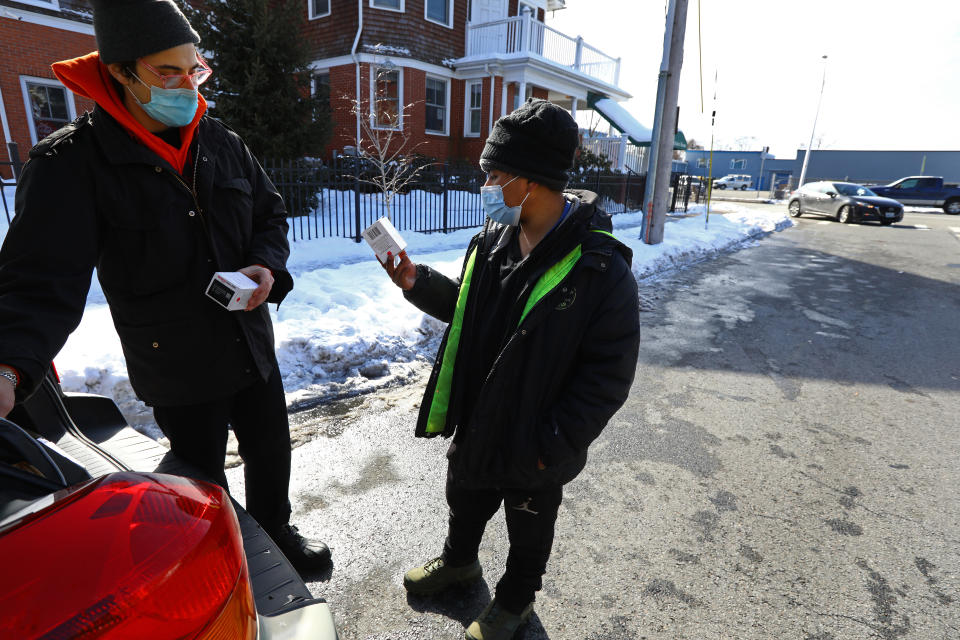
{"left": 127, "top": 73, "right": 199, "bottom": 128}
{"left": 481, "top": 176, "right": 529, "bottom": 227}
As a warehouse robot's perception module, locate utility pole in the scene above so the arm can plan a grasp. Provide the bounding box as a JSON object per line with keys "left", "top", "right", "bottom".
{"left": 797, "top": 55, "right": 827, "bottom": 189}
{"left": 642, "top": 0, "right": 688, "bottom": 245}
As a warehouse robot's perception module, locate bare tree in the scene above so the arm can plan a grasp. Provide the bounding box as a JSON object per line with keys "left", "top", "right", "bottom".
{"left": 344, "top": 65, "right": 432, "bottom": 219}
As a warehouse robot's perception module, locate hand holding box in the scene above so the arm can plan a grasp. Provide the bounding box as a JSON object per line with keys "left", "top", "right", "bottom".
{"left": 205, "top": 271, "right": 259, "bottom": 311}
{"left": 362, "top": 217, "right": 407, "bottom": 264}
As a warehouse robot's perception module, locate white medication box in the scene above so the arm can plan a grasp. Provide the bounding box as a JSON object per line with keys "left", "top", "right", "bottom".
{"left": 362, "top": 217, "right": 407, "bottom": 264}
{"left": 206, "top": 271, "right": 259, "bottom": 310}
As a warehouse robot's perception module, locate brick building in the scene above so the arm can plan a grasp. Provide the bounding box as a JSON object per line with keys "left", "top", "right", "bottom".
{"left": 0, "top": 0, "right": 95, "bottom": 177}
{"left": 0, "top": 0, "right": 633, "bottom": 173}
{"left": 307, "top": 0, "right": 631, "bottom": 164}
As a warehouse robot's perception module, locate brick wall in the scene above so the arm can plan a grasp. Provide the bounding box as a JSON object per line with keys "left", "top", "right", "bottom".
{"left": 0, "top": 17, "right": 96, "bottom": 173}
{"left": 323, "top": 61, "right": 505, "bottom": 166}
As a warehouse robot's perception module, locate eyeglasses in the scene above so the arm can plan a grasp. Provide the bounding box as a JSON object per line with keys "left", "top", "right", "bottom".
{"left": 139, "top": 55, "right": 212, "bottom": 90}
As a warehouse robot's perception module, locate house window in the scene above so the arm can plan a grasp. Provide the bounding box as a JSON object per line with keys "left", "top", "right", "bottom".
{"left": 466, "top": 81, "right": 482, "bottom": 136}
{"left": 425, "top": 77, "right": 448, "bottom": 135}
{"left": 730, "top": 159, "right": 746, "bottom": 170}
{"left": 20, "top": 77, "right": 75, "bottom": 145}
{"left": 425, "top": 0, "right": 452, "bottom": 27}
{"left": 309, "top": 0, "right": 330, "bottom": 18}
{"left": 370, "top": 0, "right": 403, "bottom": 10}
{"left": 372, "top": 67, "right": 401, "bottom": 130}
{"left": 312, "top": 71, "right": 330, "bottom": 111}
{"left": 696, "top": 158, "right": 707, "bottom": 168}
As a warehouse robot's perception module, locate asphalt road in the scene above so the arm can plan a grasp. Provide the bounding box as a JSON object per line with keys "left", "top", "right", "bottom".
{"left": 230, "top": 207, "right": 960, "bottom": 639}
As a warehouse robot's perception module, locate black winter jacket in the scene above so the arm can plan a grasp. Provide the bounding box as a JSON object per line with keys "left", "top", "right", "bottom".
{"left": 0, "top": 107, "right": 292, "bottom": 405}
{"left": 404, "top": 191, "right": 640, "bottom": 490}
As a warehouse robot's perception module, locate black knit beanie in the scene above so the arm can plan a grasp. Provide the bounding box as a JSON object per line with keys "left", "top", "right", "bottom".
{"left": 479, "top": 98, "right": 579, "bottom": 191}
{"left": 92, "top": 0, "right": 200, "bottom": 64}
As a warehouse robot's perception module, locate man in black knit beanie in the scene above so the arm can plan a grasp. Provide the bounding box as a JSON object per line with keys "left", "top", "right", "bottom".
{"left": 381, "top": 98, "right": 641, "bottom": 640}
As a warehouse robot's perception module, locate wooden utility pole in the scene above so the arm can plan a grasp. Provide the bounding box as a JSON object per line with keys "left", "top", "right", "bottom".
{"left": 642, "top": 0, "right": 688, "bottom": 244}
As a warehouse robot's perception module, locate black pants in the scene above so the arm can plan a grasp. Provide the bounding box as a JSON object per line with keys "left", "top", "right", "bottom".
{"left": 443, "top": 473, "right": 563, "bottom": 613}
{"left": 152, "top": 363, "right": 292, "bottom": 533}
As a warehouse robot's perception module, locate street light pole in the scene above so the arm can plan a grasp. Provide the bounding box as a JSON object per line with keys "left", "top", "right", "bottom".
{"left": 797, "top": 55, "right": 827, "bottom": 188}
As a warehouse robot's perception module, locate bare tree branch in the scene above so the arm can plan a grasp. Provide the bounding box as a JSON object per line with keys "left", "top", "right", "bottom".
{"left": 340, "top": 71, "right": 435, "bottom": 219}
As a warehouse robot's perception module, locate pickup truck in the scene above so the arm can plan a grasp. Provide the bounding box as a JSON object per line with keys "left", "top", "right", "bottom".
{"left": 866, "top": 176, "right": 960, "bottom": 214}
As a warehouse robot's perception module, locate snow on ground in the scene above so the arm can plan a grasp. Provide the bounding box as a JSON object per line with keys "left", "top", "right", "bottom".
{"left": 1, "top": 179, "right": 792, "bottom": 439}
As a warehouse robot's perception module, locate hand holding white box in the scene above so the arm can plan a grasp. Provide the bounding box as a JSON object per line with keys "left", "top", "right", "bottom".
{"left": 362, "top": 217, "right": 407, "bottom": 264}
{"left": 206, "top": 271, "right": 260, "bottom": 311}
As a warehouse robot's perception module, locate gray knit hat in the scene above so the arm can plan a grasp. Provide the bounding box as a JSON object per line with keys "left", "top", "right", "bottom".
{"left": 480, "top": 98, "right": 579, "bottom": 191}
{"left": 92, "top": 0, "right": 200, "bottom": 64}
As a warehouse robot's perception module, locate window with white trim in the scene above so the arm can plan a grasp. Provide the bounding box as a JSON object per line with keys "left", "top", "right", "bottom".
{"left": 309, "top": 0, "right": 330, "bottom": 19}
{"left": 371, "top": 67, "right": 402, "bottom": 130}
{"left": 425, "top": 0, "right": 453, "bottom": 27}
{"left": 20, "top": 77, "right": 75, "bottom": 145}
{"left": 425, "top": 76, "right": 448, "bottom": 135}
{"left": 371, "top": 0, "right": 403, "bottom": 10}
{"left": 696, "top": 158, "right": 707, "bottom": 168}
{"left": 730, "top": 159, "right": 746, "bottom": 170}
{"left": 466, "top": 81, "right": 483, "bottom": 136}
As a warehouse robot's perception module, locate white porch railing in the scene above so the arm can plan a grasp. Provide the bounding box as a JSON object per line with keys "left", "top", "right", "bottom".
{"left": 581, "top": 135, "right": 646, "bottom": 173}
{"left": 466, "top": 12, "right": 621, "bottom": 86}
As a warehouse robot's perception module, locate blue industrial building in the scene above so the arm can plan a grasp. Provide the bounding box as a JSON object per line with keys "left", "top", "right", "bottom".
{"left": 683, "top": 149, "right": 793, "bottom": 190}
{"left": 792, "top": 150, "right": 960, "bottom": 185}
{"left": 683, "top": 148, "right": 960, "bottom": 191}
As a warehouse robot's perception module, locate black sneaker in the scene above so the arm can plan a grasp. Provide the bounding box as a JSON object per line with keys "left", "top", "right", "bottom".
{"left": 270, "top": 524, "right": 332, "bottom": 573}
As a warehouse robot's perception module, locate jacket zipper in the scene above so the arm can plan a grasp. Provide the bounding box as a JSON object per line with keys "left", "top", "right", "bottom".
{"left": 164, "top": 141, "right": 217, "bottom": 264}
{"left": 480, "top": 246, "right": 607, "bottom": 388}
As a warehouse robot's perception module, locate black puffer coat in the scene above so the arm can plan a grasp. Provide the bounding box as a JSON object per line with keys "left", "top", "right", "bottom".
{"left": 404, "top": 191, "right": 640, "bottom": 490}
{"left": 0, "top": 106, "right": 292, "bottom": 405}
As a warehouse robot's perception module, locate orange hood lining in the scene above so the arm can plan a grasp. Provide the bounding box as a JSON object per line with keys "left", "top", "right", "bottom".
{"left": 51, "top": 52, "right": 207, "bottom": 173}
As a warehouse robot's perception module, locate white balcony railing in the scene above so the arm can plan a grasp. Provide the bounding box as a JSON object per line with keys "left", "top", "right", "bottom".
{"left": 466, "top": 12, "right": 621, "bottom": 87}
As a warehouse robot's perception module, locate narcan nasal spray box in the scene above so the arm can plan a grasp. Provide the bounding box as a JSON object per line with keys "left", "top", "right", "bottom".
{"left": 362, "top": 217, "right": 407, "bottom": 264}
{"left": 206, "top": 271, "right": 259, "bottom": 310}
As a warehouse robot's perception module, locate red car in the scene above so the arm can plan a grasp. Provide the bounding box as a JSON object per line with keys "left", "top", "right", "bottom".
{"left": 0, "top": 369, "right": 339, "bottom": 639}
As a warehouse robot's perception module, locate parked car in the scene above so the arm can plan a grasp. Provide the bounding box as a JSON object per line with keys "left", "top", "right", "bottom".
{"left": 0, "top": 369, "right": 339, "bottom": 639}
{"left": 787, "top": 181, "right": 904, "bottom": 225}
{"left": 712, "top": 174, "right": 752, "bottom": 190}
{"left": 865, "top": 176, "right": 960, "bottom": 215}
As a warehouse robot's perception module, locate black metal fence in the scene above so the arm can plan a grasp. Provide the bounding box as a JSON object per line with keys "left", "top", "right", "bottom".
{"left": 264, "top": 157, "right": 705, "bottom": 243}
{"left": 1, "top": 147, "right": 705, "bottom": 237}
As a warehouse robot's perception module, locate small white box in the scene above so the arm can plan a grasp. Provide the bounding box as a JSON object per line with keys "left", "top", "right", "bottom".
{"left": 206, "top": 271, "right": 259, "bottom": 310}
{"left": 362, "top": 217, "right": 407, "bottom": 264}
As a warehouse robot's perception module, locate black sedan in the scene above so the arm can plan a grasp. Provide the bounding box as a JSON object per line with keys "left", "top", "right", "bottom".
{"left": 787, "top": 181, "right": 904, "bottom": 225}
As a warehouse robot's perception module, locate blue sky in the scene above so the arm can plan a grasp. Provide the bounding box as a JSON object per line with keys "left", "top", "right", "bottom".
{"left": 548, "top": 0, "right": 960, "bottom": 159}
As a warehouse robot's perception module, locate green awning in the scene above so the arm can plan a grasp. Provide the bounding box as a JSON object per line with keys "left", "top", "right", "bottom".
{"left": 587, "top": 92, "right": 686, "bottom": 150}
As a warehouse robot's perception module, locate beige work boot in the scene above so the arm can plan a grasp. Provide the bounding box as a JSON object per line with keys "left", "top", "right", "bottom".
{"left": 464, "top": 599, "right": 534, "bottom": 640}
{"left": 403, "top": 556, "right": 482, "bottom": 595}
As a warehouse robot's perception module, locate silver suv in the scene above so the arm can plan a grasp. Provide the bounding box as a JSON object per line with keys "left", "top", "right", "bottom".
{"left": 713, "top": 174, "right": 753, "bottom": 190}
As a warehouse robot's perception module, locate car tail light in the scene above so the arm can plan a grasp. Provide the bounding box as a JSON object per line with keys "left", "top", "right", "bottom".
{"left": 0, "top": 472, "right": 256, "bottom": 639}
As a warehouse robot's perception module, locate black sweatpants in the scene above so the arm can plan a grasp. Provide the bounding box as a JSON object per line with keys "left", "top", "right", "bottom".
{"left": 442, "top": 473, "right": 564, "bottom": 613}
{"left": 152, "top": 363, "right": 292, "bottom": 534}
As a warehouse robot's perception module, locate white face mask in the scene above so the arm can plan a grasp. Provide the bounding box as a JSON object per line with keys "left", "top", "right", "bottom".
{"left": 480, "top": 176, "right": 529, "bottom": 227}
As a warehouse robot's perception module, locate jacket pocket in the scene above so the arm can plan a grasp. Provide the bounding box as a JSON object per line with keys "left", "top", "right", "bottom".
{"left": 115, "top": 319, "right": 213, "bottom": 402}
{"left": 212, "top": 175, "right": 254, "bottom": 250}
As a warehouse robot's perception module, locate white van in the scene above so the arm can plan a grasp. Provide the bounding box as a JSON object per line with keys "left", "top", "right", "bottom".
{"left": 713, "top": 174, "right": 753, "bottom": 190}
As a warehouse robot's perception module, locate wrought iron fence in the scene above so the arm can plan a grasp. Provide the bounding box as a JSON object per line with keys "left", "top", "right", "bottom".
{"left": 263, "top": 158, "right": 702, "bottom": 243}
{"left": 0, "top": 149, "right": 702, "bottom": 238}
